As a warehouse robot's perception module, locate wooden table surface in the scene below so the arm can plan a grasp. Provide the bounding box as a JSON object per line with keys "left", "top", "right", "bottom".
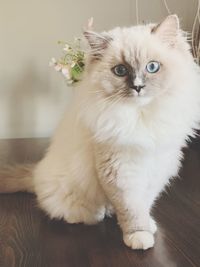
{"left": 0, "top": 138, "right": 199, "bottom": 267}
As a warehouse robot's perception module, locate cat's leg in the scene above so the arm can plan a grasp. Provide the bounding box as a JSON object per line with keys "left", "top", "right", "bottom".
{"left": 105, "top": 206, "right": 157, "bottom": 234}
{"left": 118, "top": 197, "right": 155, "bottom": 250}
{"left": 34, "top": 173, "right": 107, "bottom": 225}
{"left": 95, "top": 152, "right": 157, "bottom": 250}
{"left": 34, "top": 171, "right": 108, "bottom": 225}
{"left": 100, "top": 179, "right": 155, "bottom": 250}
{"left": 34, "top": 152, "right": 108, "bottom": 225}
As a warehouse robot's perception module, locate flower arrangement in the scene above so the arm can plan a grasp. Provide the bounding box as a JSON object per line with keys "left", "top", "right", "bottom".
{"left": 49, "top": 38, "right": 85, "bottom": 84}
{"left": 49, "top": 18, "right": 94, "bottom": 85}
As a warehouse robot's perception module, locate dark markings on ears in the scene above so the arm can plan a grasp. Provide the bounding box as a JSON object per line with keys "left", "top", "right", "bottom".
{"left": 84, "top": 31, "right": 113, "bottom": 60}
{"left": 151, "top": 22, "right": 161, "bottom": 34}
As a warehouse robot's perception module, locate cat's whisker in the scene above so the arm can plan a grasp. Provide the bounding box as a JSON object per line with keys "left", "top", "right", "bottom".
{"left": 88, "top": 90, "right": 103, "bottom": 95}
{"left": 106, "top": 94, "right": 124, "bottom": 108}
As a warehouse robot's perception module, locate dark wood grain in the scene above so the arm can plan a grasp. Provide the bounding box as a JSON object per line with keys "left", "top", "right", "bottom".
{"left": 0, "top": 138, "right": 199, "bottom": 267}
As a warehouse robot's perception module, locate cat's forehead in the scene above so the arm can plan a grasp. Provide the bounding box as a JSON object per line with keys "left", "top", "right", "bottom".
{"left": 108, "top": 25, "right": 160, "bottom": 65}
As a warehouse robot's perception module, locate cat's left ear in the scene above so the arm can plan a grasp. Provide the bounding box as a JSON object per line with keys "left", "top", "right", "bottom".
{"left": 152, "top": 14, "right": 180, "bottom": 46}
{"left": 83, "top": 31, "right": 112, "bottom": 59}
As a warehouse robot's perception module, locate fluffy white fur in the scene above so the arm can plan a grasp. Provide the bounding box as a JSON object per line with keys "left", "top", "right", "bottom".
{"left": 33, "top": 15, "right": 200, "bottom": 250}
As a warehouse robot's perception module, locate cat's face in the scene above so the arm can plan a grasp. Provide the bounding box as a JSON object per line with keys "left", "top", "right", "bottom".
{"left": 84, "top": 15, "right": 190, "bottom": 107}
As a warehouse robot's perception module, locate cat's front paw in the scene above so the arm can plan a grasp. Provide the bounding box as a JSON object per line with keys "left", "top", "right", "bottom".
{"left": 123, "top": 231, "right": 154, "bottom": 250}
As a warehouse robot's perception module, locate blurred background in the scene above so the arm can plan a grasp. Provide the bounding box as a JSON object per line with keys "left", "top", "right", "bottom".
{"left": 0, "top": 0, "right": 198, "bottom": 138}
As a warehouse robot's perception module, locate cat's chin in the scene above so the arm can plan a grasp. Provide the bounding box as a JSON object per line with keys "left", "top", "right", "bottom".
{"left": 125, "top": 94, "right": 154, "bottom": 107}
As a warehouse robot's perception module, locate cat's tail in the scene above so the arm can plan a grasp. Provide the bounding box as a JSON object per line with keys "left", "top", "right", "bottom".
{"left": 0, "top": 164, "right": 35, "bottom": 193}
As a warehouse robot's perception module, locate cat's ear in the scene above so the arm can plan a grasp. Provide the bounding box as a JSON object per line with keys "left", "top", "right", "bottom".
{"left": 152, "top": 14, "right": 180, "bottom": 46}
{"left": 83, "top": 31, "right": 112, "bottom": 59}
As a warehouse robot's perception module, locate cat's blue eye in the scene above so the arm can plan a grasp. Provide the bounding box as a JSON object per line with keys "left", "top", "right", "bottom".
{"left": 112, "top": 64, "right": 128, "bottom": 77}
{"left": 146, "top": 61, "right": 160, "bottom": 73}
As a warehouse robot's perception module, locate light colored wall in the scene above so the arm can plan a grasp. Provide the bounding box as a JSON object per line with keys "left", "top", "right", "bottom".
{"left": 0, "top": 0, "right": 197, "bottom": 138}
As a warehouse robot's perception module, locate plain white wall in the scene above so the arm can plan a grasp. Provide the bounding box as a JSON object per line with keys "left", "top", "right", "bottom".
{"left": 0, "top": 0, "right": 197, "bottom": 138}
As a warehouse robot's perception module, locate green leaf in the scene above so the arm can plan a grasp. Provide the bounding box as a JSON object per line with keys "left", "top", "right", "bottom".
{"left": 71, "top": 64, "right": 83, "bottom": 81}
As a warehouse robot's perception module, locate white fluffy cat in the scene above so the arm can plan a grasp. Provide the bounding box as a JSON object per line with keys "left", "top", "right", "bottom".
{"left": 1, "top": 15, "right": 200, "bottom": 250}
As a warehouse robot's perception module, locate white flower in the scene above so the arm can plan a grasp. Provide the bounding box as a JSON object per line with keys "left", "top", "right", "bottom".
{"left": 54, "top": 64, "right": 62, "bottom": 72}
{"left": 62, "top": 67, "right": 71, "bottom": 79}
{"left": 67, "top": 79, "right": 73, "bottom": 85}
{"left": 63, "top": 44, "right": 70, "bottom": 52}
{"left": 71, "top": 61, "right": 76, "bottom": 68}
{"left": 74, "top": 37, "right": 81, "bottom": 42}
{"left": 49, "top": 57, "right": 57, "bottom": 67}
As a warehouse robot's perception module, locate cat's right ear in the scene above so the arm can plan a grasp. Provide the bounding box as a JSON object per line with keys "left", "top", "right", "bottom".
{"left": 83, "top": 31, "right": 112, "bottom": 59}
{"left": 152, "top": 14, "right": 180, "bottom": 47}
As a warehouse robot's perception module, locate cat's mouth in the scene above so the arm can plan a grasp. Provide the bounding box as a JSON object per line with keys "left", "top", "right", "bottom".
{"left": 125, "top": 89, "right": 145, "bottom": 98}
